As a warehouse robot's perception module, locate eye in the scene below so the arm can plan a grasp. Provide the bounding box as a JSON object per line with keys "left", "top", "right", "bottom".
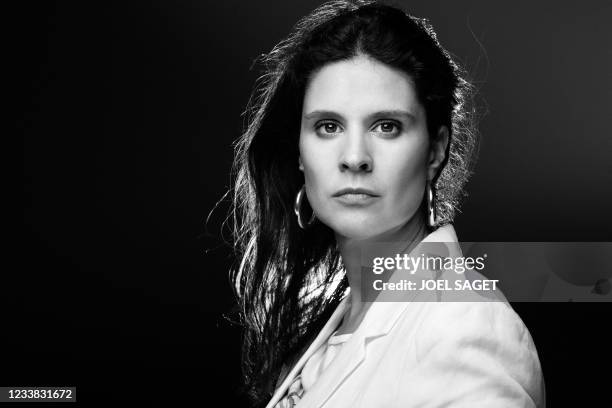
{"left": 315, "top": 121, "right": 343, "bottom": 137}
{"left": 372, "top": 121, "right": 401, "bottom": 136}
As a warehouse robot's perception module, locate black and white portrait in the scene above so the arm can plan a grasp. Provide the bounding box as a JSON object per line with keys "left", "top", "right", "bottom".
{"left": 17, "top": 0, "right": 611, "bottom": 405}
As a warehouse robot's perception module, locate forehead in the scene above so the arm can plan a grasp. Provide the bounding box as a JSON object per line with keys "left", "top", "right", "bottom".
{"left": 302, "top": 55, "right": 421, "bottom": 115}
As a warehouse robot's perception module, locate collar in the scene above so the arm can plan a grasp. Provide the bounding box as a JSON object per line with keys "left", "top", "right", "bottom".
{"left": 265, "top": 224, "right": 462, "bottom": 408}
{"left": 355, "top": 223, "right": 462, "bottom": 340}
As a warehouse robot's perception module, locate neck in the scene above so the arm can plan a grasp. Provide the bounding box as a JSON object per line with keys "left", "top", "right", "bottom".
{"left": 334, "top": 215, "right": 430, "bottom": 334}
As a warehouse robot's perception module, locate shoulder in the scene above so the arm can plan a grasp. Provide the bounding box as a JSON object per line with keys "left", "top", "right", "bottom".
{"left": 416, "top": 301, "right": 533, "bottom": 351}
{"left": 400, "top": 301, "right": 545, "bottom": 407}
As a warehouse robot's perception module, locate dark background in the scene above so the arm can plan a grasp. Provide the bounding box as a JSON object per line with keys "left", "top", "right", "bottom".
{"left": 16, "top": 0, "right": 611, "bottom": 405}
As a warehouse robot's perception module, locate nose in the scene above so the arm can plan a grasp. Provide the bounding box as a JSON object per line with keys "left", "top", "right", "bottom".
{"left": 339, "top": 132, "right": 373, "bottom": 173}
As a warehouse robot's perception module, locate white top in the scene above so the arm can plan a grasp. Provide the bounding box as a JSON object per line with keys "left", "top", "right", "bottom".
{"left": 274, "top": 324, "right": 352, "bottom": 408}
{"left": 267, "top": 224, "right": 545, "bottom": 408}
{"left": 302, "top": 330, "right": 352, "bottom": 390}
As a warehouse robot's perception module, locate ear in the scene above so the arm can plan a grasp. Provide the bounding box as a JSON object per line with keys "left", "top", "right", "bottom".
{"left": 298, "top": 156, "right": 304, "bottom": 172}
{"left": 427, "top": 126, "right": 449, "bottom": 181}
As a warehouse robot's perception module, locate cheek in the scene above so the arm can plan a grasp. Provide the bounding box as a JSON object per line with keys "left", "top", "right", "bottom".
{"left": 380, "top": 141, "right": 429, "bottom": 206}
{"left": 299, "top": 135, "right": 336, "bottom": 176}
{"left": 299, "top": 137, "right": 334, "bottom": 206}
{"left": 394, "top": 153, "right": 427, "bottom": 188}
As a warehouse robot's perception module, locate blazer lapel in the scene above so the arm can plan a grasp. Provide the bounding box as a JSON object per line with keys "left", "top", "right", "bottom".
{"left": 266, "top": 225, "right": 462, "bottom": 408}
{"left": 304, "top": 224, "right": 463, "bottom": 408}
{"left": 304, "top": 297, "right": 414, "bottom": 408}
{"left": 265, "top": 295, "right": 350, "bottom": 408}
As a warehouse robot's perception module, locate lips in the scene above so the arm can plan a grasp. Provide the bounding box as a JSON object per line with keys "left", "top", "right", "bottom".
{"left": 332, "top": 188, "right": 380, "bottom": 206}
{"left": 332, "top": 187, "right": 380, "bottom": 197}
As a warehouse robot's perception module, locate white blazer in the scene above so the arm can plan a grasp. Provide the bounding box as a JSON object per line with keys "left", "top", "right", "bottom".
{"left": 266, "top": 224, "right": 546, "bottom": 408}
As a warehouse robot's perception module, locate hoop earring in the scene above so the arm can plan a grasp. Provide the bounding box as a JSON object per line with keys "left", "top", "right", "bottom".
{"left": 294, "top": 185, "right": 316, "bottom": 229}
{"left": 426, "top": 181, "right": 437, "bottom": 228}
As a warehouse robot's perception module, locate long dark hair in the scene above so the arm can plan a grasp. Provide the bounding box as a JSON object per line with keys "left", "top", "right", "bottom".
{"left": 229, "top": 1, "right": 478, "bottom": 405}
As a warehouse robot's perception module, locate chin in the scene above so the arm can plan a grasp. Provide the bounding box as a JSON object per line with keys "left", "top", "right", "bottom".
{"left": 322, "top": 214, "right": 388, "bottom": 240}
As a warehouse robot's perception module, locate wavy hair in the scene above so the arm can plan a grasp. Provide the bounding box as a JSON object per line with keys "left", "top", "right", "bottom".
{"left": 229, "top": 1, "right": 479, "bottom": 405}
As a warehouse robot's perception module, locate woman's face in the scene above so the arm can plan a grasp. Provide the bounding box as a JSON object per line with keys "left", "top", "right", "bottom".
{"left": 299, "top": 55, "right": 447, "bottom": 240}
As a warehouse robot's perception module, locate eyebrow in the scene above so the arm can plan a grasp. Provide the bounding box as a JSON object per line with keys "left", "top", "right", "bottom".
{"left": 303, "top": 109, "right": 417, "bottom": 121}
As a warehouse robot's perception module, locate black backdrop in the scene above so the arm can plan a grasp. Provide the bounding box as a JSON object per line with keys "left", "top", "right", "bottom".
{"left": 17, "top": 0, "right": 611, "bottom": 405}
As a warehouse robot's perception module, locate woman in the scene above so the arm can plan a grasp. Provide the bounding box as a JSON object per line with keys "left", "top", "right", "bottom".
{"left": 229, "top": 1, "right": 545, "bottom": 407}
